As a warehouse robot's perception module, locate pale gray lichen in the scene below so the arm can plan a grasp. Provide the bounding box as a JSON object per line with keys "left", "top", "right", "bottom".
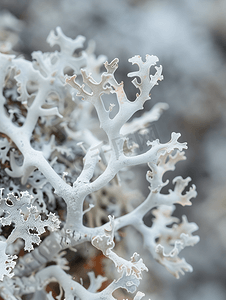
{"left": 0, "top": 27, "right": 199, "bottom": 299}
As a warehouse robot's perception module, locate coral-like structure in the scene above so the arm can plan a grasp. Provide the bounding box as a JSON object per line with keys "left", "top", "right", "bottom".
{"left": 0, "top": 27, "right": 199, "bottom": 299}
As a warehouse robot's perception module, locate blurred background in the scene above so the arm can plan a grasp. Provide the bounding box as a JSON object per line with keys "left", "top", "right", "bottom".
{"left": 0, "top": 0, "right": 226, "bottom": 299}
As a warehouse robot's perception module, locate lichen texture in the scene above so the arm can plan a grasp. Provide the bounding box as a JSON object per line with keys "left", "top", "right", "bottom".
{"left": 0, "top": 27, "right": 199, "bottom": 299}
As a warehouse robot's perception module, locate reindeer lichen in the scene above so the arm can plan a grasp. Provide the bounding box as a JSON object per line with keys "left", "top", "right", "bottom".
{"left": 0, "top": 27, "right": 199, "bottom": 299}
